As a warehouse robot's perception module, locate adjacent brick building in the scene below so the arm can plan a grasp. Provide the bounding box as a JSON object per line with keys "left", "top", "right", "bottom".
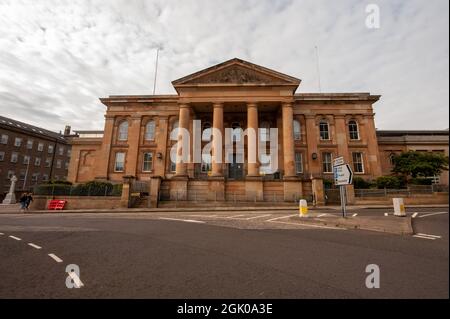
{"left": 0, "top": 115, "right": 72, "bottom": 200}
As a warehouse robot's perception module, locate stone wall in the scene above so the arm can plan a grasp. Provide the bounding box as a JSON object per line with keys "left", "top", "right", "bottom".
{"left": 30, "top": 195, "right": 121, "bottom": 210}
{"left": 355, "top": 193, "right": 449, "bottom": 205}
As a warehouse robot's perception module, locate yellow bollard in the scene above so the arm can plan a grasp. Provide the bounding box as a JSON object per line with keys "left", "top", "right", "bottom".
{"left": 299, "top": 199, "right": 308, "bottom": 217}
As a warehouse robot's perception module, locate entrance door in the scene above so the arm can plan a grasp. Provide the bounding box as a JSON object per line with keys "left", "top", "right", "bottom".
{"left": 228, "top": 154, "right": 243, "bottom": 180}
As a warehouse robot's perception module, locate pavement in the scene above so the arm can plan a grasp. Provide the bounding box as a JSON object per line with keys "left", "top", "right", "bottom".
{"left": 0, "top": 206, "right": 448, "bottom": 298}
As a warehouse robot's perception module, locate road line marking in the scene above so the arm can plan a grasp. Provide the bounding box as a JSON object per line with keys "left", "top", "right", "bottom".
{"left": 266, "top": 214, "right": 296, "bottom": 222}
{"left": 411, "top": 213, "right": 418, "bottom": 218}
{"left": 68, "top": 271, "right": 84, "bottom": 288}
{"left": 242, "top": 214, "right": 271, "bottom": 220}
{"left": 158, "top": 217, "right": 205, "bottom": 224}
{"left": 384, "top": 213, "right": 389, "bottom": 217}
{"left": 48, "top": 253, "right": 63, "bottom": 263}
{"left": 0, "top": 232, "right": 4, "bottom": 235}
{"left": 270, "top": 220, "right": 342, "bottom": 230}
{"left": 352, "top": 213, "right": 358, "bottom": 217}
{"left": 9, "top": 235, "right": 21, "bottom": 241}
{"left": 28, "top": 243, "right": 42, "bottom": 249}
{"left": 413, "top": 235, "right": 436, "bottom": 240}
{"left": 317, "top": 214, "right": 327, "bottom": 218}
{"left": 226, "top": 214, "right": 249, "bottom": 218}
{"left": 416, "top": 233, "right": 441, "bottom": 239}
{"left": 187, "top": 214, "right": 217, "bottom": 218}
{"left": 418, "top": 212, "right": 449, "bottom": 219}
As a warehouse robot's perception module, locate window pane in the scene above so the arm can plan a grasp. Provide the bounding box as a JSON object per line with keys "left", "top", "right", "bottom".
{"left": 295, "top": 153, "right": 303, "bottom": 174}
{"left": 322, "top": 152, "right": 332, "bottom": 173}
{"left": 293, "top": 120, "right": 301, "bottom": 140}
{"left": 319, "top": 122, "right": 329, "bottom": 140}
{"left": 349, "top": 121, "right": 359, "bottom": 140}
{"left": 352, "top": 152, "right": 364, "bottom": 173}
{"left": 115, "top": 152, "right": 125, "bottom": 171}
{"left": 142, "top": 152, "right": 153, "bottom": 172}
{"left": 118, "top": 121, "right": 128, "bottom": 141}
{"left": 145, "top": 121, "right": 156, "bottom": 140}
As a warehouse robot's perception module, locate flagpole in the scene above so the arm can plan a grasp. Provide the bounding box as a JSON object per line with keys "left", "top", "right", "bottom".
{"left": 152, "top": 47, "right": 160, "bottom": 95}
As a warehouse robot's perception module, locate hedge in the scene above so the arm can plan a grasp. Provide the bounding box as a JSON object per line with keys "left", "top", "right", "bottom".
{"left": 33, "top": 181, "right": 122, "bottom": 196}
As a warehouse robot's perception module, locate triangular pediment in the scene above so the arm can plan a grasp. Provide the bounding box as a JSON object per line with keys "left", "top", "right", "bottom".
{"left": 172, "top": 58, "right": 301, "bottom": 87}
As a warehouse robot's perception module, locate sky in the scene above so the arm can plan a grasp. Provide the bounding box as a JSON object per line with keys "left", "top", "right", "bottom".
{"left": 0, "top": 0, "right": 448, "bottom": 132}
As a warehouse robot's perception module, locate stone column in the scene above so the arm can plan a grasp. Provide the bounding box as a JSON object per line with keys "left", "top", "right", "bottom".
{"left": 2, "top": 175, "right": 17, "bottom": 204}
{"left": 246, "top": 102, "right": 259, "bottom": 177}
{"left": 282, "top": 102, "right": 296, "bottom": 177}
{"left": 211, "top": 102, "right": 224, "bottom": 177}
{"left": 175, "top": 104, "right": 191, "bottom": 177}
{"left": 154, "top": 116, "right": 168, "bottom": 177}
{"left": 94, "top": 115, "right": 115, "bottom": 180}
{"left": 125, "top": 115, "right": 142, "bottom": 176}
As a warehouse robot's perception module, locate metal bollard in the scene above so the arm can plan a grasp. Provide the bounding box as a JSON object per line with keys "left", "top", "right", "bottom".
{"left": 393, "top": 198, "right": 406, "bottom": 217}
{"left": 299, "top": 199, "right": 308, "bottom": 217}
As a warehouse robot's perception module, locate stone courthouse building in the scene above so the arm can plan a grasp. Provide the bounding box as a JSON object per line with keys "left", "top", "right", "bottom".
{"left": 67, "top": 58, "right": 449, "bottom": 206}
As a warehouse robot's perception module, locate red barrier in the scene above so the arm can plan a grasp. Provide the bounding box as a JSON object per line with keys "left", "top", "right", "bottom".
{"left": 47, "top": 200, "right": 67, "bottom": 210}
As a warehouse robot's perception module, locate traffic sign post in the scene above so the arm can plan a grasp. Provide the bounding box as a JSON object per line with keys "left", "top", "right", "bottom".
{"left": 333, "top": 160, "right": 353, "bottom": 218}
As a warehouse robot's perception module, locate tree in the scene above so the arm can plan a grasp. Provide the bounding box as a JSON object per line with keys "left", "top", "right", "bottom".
{"left": 392, "top": 151, "right": 449, "bottom": 180}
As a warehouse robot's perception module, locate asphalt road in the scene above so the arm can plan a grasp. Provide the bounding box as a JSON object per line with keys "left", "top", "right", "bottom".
{"left": 0, "top": 207, "right": 448, "bottom": 298}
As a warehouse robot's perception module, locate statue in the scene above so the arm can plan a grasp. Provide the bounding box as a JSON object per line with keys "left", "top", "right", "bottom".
{"left": 2, "top": 175, "right": 18, "bottom": 204}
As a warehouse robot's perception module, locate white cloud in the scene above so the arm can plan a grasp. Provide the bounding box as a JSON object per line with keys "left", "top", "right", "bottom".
{"left": 0, "top": 0, "right": 448, "bottom": 131}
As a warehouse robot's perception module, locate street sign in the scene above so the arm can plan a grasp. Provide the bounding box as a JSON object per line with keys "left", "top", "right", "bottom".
{"left": 334, "top": 164, "right": 353, "bottom": 186}
{"left": 333, "top": 156, "right": 344, "bottom": 167}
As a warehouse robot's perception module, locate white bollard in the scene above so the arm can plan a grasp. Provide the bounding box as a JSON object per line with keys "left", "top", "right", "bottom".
{"left": 393, "top": 198, "right": 406, "bottom": 217}
{"left": 299, "top": 199, "right": 308, "bottom": 217}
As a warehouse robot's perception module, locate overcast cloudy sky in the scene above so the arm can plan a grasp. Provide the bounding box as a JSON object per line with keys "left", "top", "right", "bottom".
{"left": 0, "top": 0, "right": 448, "bottom": 132}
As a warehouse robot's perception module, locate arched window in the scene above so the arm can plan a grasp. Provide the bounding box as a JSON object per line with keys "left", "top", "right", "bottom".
{"left": 145, "top": 120, "right": 156, "bottom": 141}
{"left": 319, "top": 120, "right": 329, "bottom": 140}
{"left": 348, "top": 120, "right": 359, "bottom": 140}
{"left": 293, "top": 120, "right": 301, "bottom": 140}
{"left": 260, "top": 121, "right": 270, "bottom": 142}
{"left": 170, "top": 120, "right": 179, "bottom": 141}
{"left": 202, "top": 122, "right": 212, "bottom": 142}
{"left": 118, "top": 121, "right": 128, "bottom": 141}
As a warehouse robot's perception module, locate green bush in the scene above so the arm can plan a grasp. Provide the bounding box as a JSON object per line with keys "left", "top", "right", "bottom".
{"left": 33, "top": 181, "right": 122, "bottom": 196}
{"left": 375, "top": 176, "right": 403, "bottom": 189}
{"left": 353, "top": 177, "right": 373, "bottom": 189}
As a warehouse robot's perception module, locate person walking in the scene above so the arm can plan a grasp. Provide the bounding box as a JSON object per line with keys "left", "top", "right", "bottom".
{"left": 25, "top": 193, "right": 33, "bottom": 210}
{"left": 19, "top": 193, "right": 27, "bottom": 211}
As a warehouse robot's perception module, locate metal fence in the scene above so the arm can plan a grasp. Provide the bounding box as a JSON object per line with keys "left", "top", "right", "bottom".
{"left": 355, "top": 184, "right": 448, "bottom": 198}
{"left": 158, "top": 190, "right": 310, "bottom": 204}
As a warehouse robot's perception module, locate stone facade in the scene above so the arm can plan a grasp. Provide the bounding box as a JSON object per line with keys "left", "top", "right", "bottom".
{"left": 67, "top": 58, "right": 448, "bottom": 206}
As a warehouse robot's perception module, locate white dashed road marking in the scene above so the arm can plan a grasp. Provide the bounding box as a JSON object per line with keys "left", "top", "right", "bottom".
{"left": 28, "top": 243, "right": 42, "bottom": 249}
{"left": 412, "top": 213, "right": 418, "bottom": 218}
{"left": 241, "top": 214, "right": 271, "bottom": 220}
{"left": 226, "top": 214, "right": 249, "bottom": 218}
{"left": 266, "top": 215, "right": 296, "bottom": 222}
{"left": 418, "top": 212, "right": 449, "bottom": 219}
{"left": 48, "top": 253, "right": 63, "bottom": 263}
{"left": 158, "top": 217, "right": 205, "bottom": 224}
{"left": 413, "top": 235, "right": 437, "bottom": 240}
{"left": 317, "top": 214, "right": 327, "bottom": 218}
{"left": 9, "top": 235, "right": 21, "bottom": 241}
{"left": 416, "top": 233, "right": 441, "bottom": 239}
{"left": 384, "top": 213, "right": 389, "bottom": 217}
{"left": 0, "top": 232, "right": 4, "bottom": 235}
{"left": 352, "top": 213, "right": 358, "bottom": 217}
